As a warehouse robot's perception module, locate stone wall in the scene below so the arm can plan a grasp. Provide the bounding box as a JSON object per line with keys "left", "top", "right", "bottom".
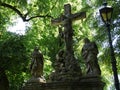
{"left": 22, "top": 76, "right": 105, "bottom": 90}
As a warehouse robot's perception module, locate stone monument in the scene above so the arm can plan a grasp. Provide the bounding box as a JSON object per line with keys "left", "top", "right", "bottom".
{"left": 22, "top": 47, "right": 46, "bottom": 90}
{"left": 22, "top": 4, "right": 105, "bottom": 90}
{"left": 81, "top": 38, "right": 101, "bottom": 76}
{"left": 49, "top": 4, "right": 86, "bottom": 81}
{"left": 28, "top": 47, "right": 45, "bottom": 82}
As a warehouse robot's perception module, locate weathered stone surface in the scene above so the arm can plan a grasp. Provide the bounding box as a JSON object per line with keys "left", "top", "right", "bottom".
{"left": 81, "top": 38, "right": 101, "bottom": 76}
{"left": 49, "top": 4, "right": 86, "bottom": 82}
{"left": 30, "top": 47, "right": 44, "bottom": 78}
{"left": 22, "top": 76, "right": 105, "bottom": 90}
{"left": 22, "top": 3, "right": 105, "bottom": 90}
{"left": 49, "top": 49, "right": 82, "bottom": 82}
{"left": 27, "top": 77, "right": 46, "bottom": 83}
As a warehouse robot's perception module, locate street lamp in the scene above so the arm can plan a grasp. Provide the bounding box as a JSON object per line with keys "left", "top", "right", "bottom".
{"left": 99, "top": 2, "right": 120, "bottom": 90}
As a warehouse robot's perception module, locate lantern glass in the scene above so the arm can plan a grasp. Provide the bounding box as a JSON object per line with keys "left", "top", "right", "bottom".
{"left": 99, "top": 6, "right": 113, "bottom": 24}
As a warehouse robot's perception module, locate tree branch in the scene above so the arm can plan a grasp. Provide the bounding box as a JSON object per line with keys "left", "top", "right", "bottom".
{"left": 25, "top": 14, "right": 53, "bottom": 21}
{"left": 0, "top": 2, "right": 53, "bottom": 22}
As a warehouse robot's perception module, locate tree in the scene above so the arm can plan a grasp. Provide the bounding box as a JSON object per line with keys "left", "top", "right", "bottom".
{"left": 0, "top": 32, "right": 30, "bottom": 90}
{"left": 0, "top": 0, "right": 120, "bottom": 90}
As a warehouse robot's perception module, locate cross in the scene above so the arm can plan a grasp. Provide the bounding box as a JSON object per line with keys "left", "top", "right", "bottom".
{"left": 52, "top": 4, "right": 86, "bottom": 54}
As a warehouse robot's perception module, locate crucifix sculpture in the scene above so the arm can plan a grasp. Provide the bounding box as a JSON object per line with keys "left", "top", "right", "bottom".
{"left": 52, "top": 4, "right": 86, "bottom": 55}
{"left": 50, "top": 4, "right": 86, "bottom": 81}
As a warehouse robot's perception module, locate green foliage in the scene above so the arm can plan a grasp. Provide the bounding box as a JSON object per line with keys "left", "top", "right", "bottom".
{"left": 0, "top": 0, "right": 120, "bottom": 90}
{"left": 0, "top": 32, "right": 30, "bottom": 90}
{"left": 85, "top": 1, "right": 120, "bottom": 89}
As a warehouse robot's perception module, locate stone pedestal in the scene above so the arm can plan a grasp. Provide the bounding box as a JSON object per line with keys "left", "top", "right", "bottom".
{"left": 22, "top": 76, "right": 105, "bottom": 90}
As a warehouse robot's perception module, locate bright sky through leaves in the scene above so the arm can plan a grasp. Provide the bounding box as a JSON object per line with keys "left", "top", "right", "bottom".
{"left": 7, "top": 18, "right": 30, "bottom": 35}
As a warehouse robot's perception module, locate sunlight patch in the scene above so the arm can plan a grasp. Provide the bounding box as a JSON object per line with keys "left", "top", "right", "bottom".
{"left": 7, "top": 17, "right": 31, "bottom": 35}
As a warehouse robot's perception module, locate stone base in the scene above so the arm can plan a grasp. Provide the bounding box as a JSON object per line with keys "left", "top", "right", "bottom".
{"left": 22, "top": 76, "right": 105, "bottom": 90}
{"left": 27, "top": 77, "right": 46, "bottom": 83}
{"left": 49, "top": 72, "right": 82, "bottom": 82}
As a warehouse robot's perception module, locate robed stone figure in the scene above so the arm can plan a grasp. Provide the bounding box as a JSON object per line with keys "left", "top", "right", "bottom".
{"left": 81, "top": 38, "right": 101, "bottom": 76}
{"left": 30, "top": 47, "right": 44, "bottom": 78}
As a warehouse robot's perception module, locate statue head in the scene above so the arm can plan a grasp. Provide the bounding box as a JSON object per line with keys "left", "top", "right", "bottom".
{"left": 84, "top": 38, "right": 90, "bottom": 44}
{"left": 58, "top": 49, "right": 65, "bottom": 57}
{"left": 34, "top": 46, "right": 39, "bottom": 51}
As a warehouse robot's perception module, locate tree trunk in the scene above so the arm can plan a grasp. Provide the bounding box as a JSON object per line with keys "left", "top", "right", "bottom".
{"left": 0, "top": 68, "right": 9, "bottom": 90}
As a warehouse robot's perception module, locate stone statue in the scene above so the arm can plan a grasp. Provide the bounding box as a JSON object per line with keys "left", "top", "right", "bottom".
{"left": 49, "top": 49, "right": 65, "bottom": 81}
{"left": 55, "top": 49, "right": 65, "bottom": 73}
{"left": 30, "top": 47, "right": 44, "bottom": 77}
{"left": 81, "top": 38, "right": 101, "bottom": 76}
{"left": 58, "top": 26, "right": 64, "bottom": 48}
{"left": 50, "top": 4, "right": 85, "bottom": 81}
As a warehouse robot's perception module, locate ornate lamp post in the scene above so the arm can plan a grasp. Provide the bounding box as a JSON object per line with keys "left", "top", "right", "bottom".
{"left": 99, "top": 2, "right": 120, "bottom": 90}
